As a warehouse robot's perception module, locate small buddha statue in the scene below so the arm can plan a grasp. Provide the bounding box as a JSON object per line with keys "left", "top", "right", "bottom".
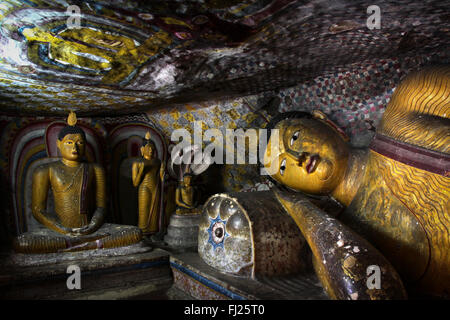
{"left": 13, "top": 112, "right": 142, "bottom": 253}
{"left": 132, "top": 132, "right": 165, "bottom": 236}
{"left": 263, "top": 65, "right": 450, "bottom": 297}
{"left": 175, "top": 172, "right": 198, "bottom": 215}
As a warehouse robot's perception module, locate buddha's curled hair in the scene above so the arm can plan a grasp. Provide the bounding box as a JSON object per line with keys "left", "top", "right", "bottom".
{"left": 58, "top": 125, "right": 86, "bottom": 141}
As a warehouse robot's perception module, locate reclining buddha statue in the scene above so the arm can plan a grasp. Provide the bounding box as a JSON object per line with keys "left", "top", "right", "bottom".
{"left": 13, "top": 112, "right": 142, "bottom": 253}
{"left": 263, "top": 65, "right": 449, "bottom": 298}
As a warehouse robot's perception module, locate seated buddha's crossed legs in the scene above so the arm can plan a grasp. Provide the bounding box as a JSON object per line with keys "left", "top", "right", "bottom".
{"left": 13, "top": 224, "right": 142, "bottom": 254}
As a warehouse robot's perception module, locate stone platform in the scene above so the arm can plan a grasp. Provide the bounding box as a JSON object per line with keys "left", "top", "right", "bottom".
{"left": 170, "top": 252, "right": 328, "bottom": 300}
{"left": 0, "top": 246, "right": 172, "bottom": 300}
{"left": 0, "top": 243, "right": 329, "bottom": 300}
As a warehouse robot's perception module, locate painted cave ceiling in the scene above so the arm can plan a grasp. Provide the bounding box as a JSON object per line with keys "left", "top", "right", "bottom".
{"left": 0, "top": 0, "right": 448, "bottom": 116}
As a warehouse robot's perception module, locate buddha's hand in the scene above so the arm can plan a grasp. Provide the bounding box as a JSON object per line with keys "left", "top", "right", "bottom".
{"left": 134, "top": 161, "right": 144, "bottom": 177}
{"left": 58, "top": 224, "right": 78, "bottom": 236}
{"left": 68, "top": 227, "right": 88, "bottom": 237}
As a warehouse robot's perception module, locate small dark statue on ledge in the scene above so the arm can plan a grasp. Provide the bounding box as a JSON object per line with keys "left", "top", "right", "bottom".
{"left": 13, "top": 112, "right": 142, "bottom": 253}
{"left": 131, "top": 131, "right": 165, "bottom": 236}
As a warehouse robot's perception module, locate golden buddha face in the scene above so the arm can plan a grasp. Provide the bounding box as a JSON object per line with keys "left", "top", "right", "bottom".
{"left": 264, "top": 117, "right": 349, "bottom": 195}
{"left": 141, "top": 143, "right": 155, "bottom": 160}
{"left": 57, "top": 133, "right": 86, "bottom": 162}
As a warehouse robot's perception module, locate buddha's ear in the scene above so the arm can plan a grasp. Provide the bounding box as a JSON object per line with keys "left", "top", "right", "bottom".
{"left": 140, "top": 146, "right": 144, "bottom": 156}
{"left": 56, "top": 139, "right": 62, "bottom": 151}
{"left": 312, "top": 110, "right": 349, "bottom": 142}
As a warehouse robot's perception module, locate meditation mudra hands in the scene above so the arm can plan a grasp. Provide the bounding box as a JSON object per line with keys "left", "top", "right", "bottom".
{"left": 66, "top": 208, "right": 105, "bottom": 236}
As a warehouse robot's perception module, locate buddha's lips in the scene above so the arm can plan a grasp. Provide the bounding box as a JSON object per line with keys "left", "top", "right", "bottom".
{"left": 306, "top": 154, "right": 319, "bottom": 173}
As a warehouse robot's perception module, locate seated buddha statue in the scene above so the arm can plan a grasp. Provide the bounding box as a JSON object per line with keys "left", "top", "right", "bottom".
{"left": 131, "top": 132, "right": 165, "bottom": 236}
{"left": 263, "top": 65, "right": 449, "bottom": 298}
{"left": 175, "top": 172, "right": 198, "bottom": 215}
{"left": 13, "top": 112, "right": 142, "bottom": 254}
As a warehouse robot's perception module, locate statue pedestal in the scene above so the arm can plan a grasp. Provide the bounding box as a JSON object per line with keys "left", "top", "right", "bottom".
{"left": 164, "top": 210, "right": 201, "bottom": 251}
{"left": 170, "top": 252, "right": 328, "bottom": 300}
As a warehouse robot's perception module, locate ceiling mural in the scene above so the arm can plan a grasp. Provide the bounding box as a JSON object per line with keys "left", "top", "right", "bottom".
{"left": 0, "top": 0, "right": 448, "bottom": 116}
{"left": 0, "top": 0, "right": 286, "bottom": 115}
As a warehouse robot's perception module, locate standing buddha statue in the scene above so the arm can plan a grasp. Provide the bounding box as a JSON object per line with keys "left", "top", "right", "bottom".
{"left": 132, "top": 132, "right": 165, "bottom": 236}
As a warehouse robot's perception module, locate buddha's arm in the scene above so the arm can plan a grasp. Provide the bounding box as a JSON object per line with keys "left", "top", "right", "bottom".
{"left": 94, "top": 165, "right": 106, "bottom": 209}
{"left": 84, "top": 165, "right": 106, "bottom": 234}
{"left": 274, "top": 188, "right": 407, "bottom": 300}
{"left": 74, "top": 165, "right": 106, "bottom": 235}
{"left": 160, "top": 161, "right": 165, "bottom": 181}
{"left": 31, "top": 166, "right": 71, "bottom": 234}
{"left": 132, "top": 161, "right": 144, "bottom": 187}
